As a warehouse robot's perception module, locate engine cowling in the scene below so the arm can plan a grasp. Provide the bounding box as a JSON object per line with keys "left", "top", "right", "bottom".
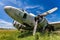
{"left": 13, "top": 20, "right": 26, "bottom": 30}
{"left": 13, "top": 21, "right": 20, "bottom": 29}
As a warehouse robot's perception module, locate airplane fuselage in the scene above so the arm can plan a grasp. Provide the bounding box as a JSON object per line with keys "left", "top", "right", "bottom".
{"left": 4, "top": 6, "right": 48, "bottom": 29}
{"left": 4, "top": 6, "right": 58, "bottom": 36}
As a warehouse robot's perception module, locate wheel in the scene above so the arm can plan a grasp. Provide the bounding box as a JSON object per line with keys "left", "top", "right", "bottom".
{"left": 45, "top": 25, "right": 55, "bottom": 32}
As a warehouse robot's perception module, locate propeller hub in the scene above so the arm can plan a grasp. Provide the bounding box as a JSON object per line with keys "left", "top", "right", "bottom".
{"left": 35, "top": 15, "right": 43, "bottom": 23}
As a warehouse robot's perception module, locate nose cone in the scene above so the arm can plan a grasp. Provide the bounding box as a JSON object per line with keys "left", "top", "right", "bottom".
{"left": 4, "top": 6, "right": 26, "bottom": 23}
{"left": 4, "top": 6, "right": 14, "bottom": 16}
{"left": 4, "top": 6, "right": 12, "bottom": 9}
{"left": 4, "top": 6, "right": 12, "bottom": 11}
{"left": 4, "top": 6, "right": 14, "bottom": 18}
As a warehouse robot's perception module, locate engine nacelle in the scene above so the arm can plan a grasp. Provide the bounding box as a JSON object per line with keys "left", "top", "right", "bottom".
{"left": 13, "top": 21, "right": 21, "bottom": 29}
{"left": 13, "top": 21, "right": 26, "bottom": 30}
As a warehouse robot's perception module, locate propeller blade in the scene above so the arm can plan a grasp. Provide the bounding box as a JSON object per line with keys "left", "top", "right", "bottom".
{"left": 33, "top": 20, "right": 38, "bottom": 36}
{"left": 41, "top": 7, "right": 58, "bottom": 16}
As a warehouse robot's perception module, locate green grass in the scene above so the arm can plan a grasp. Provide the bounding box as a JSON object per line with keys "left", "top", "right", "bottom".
{"left": 0, "top": 30, "right": 60, "bottom": 40}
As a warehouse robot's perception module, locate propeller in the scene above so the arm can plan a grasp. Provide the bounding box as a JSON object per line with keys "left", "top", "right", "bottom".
{"left": 33, "top": 7, "right": 58, "bottom": 36}
{"left": 39, "top": 7, "right": 58, "bottom": 16}
{"left": 33, "top": 15, "right": 41, "bottom": 35}
{"left": 33, "top": 20, "right": 38, "bottom": 35}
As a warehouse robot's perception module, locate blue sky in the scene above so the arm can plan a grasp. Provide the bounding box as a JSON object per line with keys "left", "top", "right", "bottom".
{"left": 0, "top": 0, "right": 60, "bottom": 28}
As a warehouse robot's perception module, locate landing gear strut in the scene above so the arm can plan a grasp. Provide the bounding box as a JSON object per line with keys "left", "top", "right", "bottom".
{"left": 45, "top": 25, "right": 55, "bottom": 32}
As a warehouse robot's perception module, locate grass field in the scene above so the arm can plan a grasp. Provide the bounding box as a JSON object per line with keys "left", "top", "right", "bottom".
{"left": 0, "top": 30, "right": 60, "bottom": 40}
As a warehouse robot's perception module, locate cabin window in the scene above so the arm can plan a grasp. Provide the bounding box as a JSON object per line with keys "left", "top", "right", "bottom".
{"left": 23, "top": 13, "right": 27, "bottom": 19}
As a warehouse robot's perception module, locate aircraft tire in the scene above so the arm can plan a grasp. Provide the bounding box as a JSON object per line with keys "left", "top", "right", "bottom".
{"left": 45, "top": 25, "right": 55, "bottom": 32}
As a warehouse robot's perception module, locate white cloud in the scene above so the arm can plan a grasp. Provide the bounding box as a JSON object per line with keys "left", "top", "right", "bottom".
{"left": 23, "top": 1, "right": 44, "bottom": 10}
{"left": 17, "top": 1, "right": 22, "bottom": 7}
{"left": 2, "top": 0, "right": 17, "bottom": 4}
{"left": 3, "top": 0, "right": 22, "bottom": 7}
{"left": 39, "top": 6, "right": 44, "bottom": 10}
{"left": 49, "top": 14, "right": 57, "bottom": 19}
{"left": 23, "top": 5, "right": 44, "bottom": 11}
{"left": 0, "top": 19, "right": 15, "bottom": 29}
{"left": 47, "top": 14, "right": 58, "bottom": 22}
{"left": 24, "top": 5, "right": 39, "bottom": 10}
{"left": 36, "top": 11, "right": 42, "bottom": 14}
{"left": 8, "top": 0, "right": 22, "bottom": 7}
{"left": 2, "top": 0, "right": 44, "bottom": 11}
{"left": 7, "top": 0, "right": 17, "bottom": 4}
{"left": 0, "top": 2, "right": 5, "bottom": 6}
{"left": 2, "top": 0, "right": 21, "bottom": 5}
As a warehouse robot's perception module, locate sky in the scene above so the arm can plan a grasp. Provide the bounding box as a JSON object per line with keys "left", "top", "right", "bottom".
{"left": 0, "top": 0, "right": 60, "bottom": 28}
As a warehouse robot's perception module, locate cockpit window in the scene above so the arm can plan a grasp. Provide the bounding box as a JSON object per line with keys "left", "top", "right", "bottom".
{"left": 23, "top": 13, "right": 27, "bottom": 19}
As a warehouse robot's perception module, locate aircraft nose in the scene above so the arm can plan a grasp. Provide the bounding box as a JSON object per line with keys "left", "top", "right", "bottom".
{"left": 4, "top": 6, "right": 13, "bottom": 16}
{"left": 4, "top": 6, "right": 11, "bottom": 11}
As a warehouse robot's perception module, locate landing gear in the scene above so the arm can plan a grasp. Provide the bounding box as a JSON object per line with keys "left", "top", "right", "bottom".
{"left": 45, "top": 25, "right": 55, "bottom": 32}
{"left": 39, "top": 24, "right": 55, "bottom": 33}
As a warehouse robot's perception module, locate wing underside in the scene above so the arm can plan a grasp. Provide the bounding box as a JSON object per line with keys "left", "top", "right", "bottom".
{"left": 49, "top": 22, "right": 60, "bottom": 30}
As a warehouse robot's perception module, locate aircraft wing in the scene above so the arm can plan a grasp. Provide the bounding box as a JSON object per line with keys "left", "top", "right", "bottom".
{"left": 49, "top": 21, "right": 60, "bottom": 30}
